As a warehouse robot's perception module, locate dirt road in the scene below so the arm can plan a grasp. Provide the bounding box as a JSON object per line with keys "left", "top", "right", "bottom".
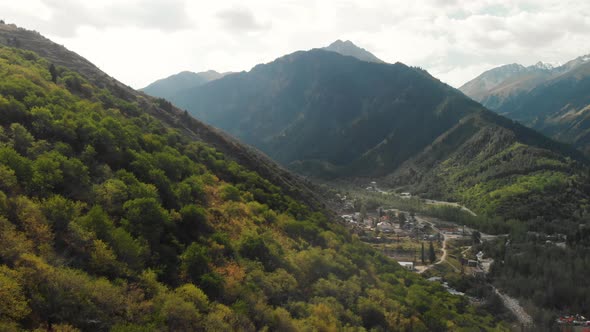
{"left": 422, "top": 198, "right": 478, "bottom": 216}
{"left": 415, "top": 217, "right": 460, "bottom": 274}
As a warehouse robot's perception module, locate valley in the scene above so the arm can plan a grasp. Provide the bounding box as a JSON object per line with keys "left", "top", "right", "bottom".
{"left": 0, "top": 23, "right": 516, "bottom": 331}
{"left": 335, "top": 180, "right": 588, "bottom": 330}
{"left": 2, "top": 5, "right": 590, "bottom": 330}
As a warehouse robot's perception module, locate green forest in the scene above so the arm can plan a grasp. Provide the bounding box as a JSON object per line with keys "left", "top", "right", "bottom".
{"left": 0, "top": 46, "right": 511, "bottom": 331}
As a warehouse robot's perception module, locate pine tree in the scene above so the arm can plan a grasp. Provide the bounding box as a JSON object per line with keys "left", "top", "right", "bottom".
{"left": 49, "top": 63, "right": 58, "bottom": 83}
{"left": 421, "top": 242, "right": 425, "bottom": 264}
{"left": 429, "top": 241, "right": 436, "bottom": 263}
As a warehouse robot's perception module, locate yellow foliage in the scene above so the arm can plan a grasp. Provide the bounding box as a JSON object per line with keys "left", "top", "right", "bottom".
{"left": 0, "top": 265, "right": 30, "bottom": 321}
{"left": 14, "top": 196, "right": 53, "bottom": 253}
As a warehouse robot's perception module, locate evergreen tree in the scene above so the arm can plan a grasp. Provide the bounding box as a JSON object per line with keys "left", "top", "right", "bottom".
{"left": 399, "top": 213, "right": 406, "bottom": 227}
{"left": 49, "top": 63, "right": 58, "bottom": 83}
{"left": 429, "top": 241, "right": 436, "bottom": 263}
{"left": 421, "top": 242, "right": 425, "bottom": 264}
{"left": 360, "top": 204, "right": 367, "bottom": 223}
{"left": 472, "top": 231, "right": 481, "bottom": 245}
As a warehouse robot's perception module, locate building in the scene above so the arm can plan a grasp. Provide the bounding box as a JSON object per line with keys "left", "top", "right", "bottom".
{"left": 472, "top": 268, "right": 486, "bottom": 279}
{"left": 476, "top": 251, "right": 484, "bottom": 261}
{"left": 398, "top": 261, "right": 414, "bottom": 270}
{"left": 376, "top": 222, "right": 394, "bottom": 233}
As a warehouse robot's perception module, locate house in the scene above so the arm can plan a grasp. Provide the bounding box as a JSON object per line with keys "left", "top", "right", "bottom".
{"left": 341, "top": 215, "right": 353, "bottom": 223}
{"left": 376, "top": 222, "right": 394, "bottom": 233}
{"left": 476, "top": 251, "right": 484, "bottom": 261}
{"left": 472, "top": 268, "right": 485, "bottom": 279}
{"left": 398, "top": 261, "right": 414, "bottom": 270}
{"left": 467, "top": 260, "right": 478, "bottom": 267}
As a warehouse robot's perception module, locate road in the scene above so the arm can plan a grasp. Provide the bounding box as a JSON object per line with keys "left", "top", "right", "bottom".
{"left": 422, "top": 198, "right": 478, "bottom": 216}
{"left": 415, "top": 216, "right": 460, "bottom": 274}
{"left": 413, "top": 211, "right": 533, "bottom": 326}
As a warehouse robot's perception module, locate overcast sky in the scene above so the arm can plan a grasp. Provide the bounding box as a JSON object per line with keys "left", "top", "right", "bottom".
{"left": 4, "top": 0, "right": 590, "bottom": 89}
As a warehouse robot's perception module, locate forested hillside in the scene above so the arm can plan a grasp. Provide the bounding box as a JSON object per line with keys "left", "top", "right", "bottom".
{"left": 171, "top": 49, "right": 486, "bottom": 178}
{"left": 0, "top": 31, "right": 508, "bottom": 331}
{"left": 164, "top": 47, "right": 588, "bottom": 225}
{"left": 388, "top": 111, "right": 590, "bottom": 228}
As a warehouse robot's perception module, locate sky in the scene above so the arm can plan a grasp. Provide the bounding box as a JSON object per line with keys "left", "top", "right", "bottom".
{"left": 4, "top": 0, "right": 590, "bottom": 89}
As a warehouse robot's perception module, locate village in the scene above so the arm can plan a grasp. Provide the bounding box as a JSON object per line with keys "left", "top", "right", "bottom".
{"left": 334, "top": 182, "right": 546, "bottom": 327}
{"left": 336, "top": 182, "right": 590, "bottom": 329}
{"left": 336, "top": 182, "right": 494, "bottom": 281}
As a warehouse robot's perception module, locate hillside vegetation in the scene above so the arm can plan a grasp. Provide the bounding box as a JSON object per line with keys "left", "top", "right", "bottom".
{"left": 0, "top": 42, "right": 509, "bottom": 331}
{"left": 388, "top": 111, "right": 590, "bottom": 227}
{"left": 172, "top": 50, "right": 485, "bottom": 178}
{"left": 164, "top": 47, "right": 589, "bottom": 225}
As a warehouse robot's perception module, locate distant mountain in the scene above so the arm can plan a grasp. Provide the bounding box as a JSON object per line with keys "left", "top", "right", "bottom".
{"left": 169, "top": 48, "right": 588, "bottom": 222}
{"left": 460, "top": 55, "right": 590, "bottom": 152}
{"left": 141, "top": 70, "right": 230, "bottom": 99}
{"left": 143, "top": 40, "right": 382, "bottom": 102}
{"left": 459, "top": 63, "right": 549, "bottom": 104}
{"left": 323, "top": 39, "right": 384, "bottom": 63}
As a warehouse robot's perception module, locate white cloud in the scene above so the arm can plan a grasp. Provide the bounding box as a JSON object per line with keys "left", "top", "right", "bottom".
{"left": 216, "top": 7, "right": 271, "bottom": 33}
{"left": 4, "top": 0, "right": 193, "bottom": 37}
{"left": 3, "top": 0, "right": 590, "bottom": 88}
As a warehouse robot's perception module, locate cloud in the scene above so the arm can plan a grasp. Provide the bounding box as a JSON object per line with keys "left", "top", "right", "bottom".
{"left": 6, "top": 0, "right": 590, "bottom": 88}
{"left": 216, "top": 7, "right": 271, "bottom": 33}
{"left": 29, "top": 0, "right": 193, "bottom": 37}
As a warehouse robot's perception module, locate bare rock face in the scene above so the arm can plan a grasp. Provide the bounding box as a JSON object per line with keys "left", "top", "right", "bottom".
{"left": 323, "top": 39, "right": 385, "bottom": 63}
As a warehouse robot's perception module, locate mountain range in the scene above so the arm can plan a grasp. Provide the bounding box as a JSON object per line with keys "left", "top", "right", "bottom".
{"left": 3, "top": 21, "right": 590, "bottom": 329}
{"left": 141, "top": 40, "right": 384, "bottom": 102}
{"left": 460, "top": 54, "right": 590, "bottom": 153}
{"left": 0, "top": 22, "right": 516, "bottom": 331}
{"left": 151, "top": 42, "right": 588, "bottom": 223}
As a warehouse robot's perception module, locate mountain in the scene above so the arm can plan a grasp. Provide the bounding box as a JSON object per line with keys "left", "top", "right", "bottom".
{"left": 460, "top": 55, "right": 590, "bottom": 152}
{"left": 323, "top": 39, "right": 384, "bottom": 63}
{"left": 0, "top": 23, "right": 511, "bottom": 331}
{"left": 142, "top": 39, "right": 382, "bottom": 101}
{"left": 141, "top": 70, "right": 229, "bottom": 100}
{"left": 168, "top": 48, "right": 590, "bottom": 223}
{"left": 458, "top": 63, "right": 550, "bottom": 104}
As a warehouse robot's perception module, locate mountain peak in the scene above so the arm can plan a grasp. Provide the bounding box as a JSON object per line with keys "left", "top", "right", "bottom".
{"left": 328, "top": 39, "right": 356, "bottom": 47}
{"left": 532, "top": 61, "right": 554, "bottom": 70}
{"left": 323, "top": 39, "right": 384, "bottom": 63}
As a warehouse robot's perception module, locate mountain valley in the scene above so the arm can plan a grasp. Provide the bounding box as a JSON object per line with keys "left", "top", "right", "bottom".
{"left": 2, "top": 14, "right": 590, "bottom": 331}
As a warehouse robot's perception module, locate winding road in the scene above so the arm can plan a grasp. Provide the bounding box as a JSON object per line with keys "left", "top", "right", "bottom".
{"left": 417, "top": 215, "right": 531, "bottom": 326}
{"left": 415, "top": 217, "right": 460, "bottom": 274}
